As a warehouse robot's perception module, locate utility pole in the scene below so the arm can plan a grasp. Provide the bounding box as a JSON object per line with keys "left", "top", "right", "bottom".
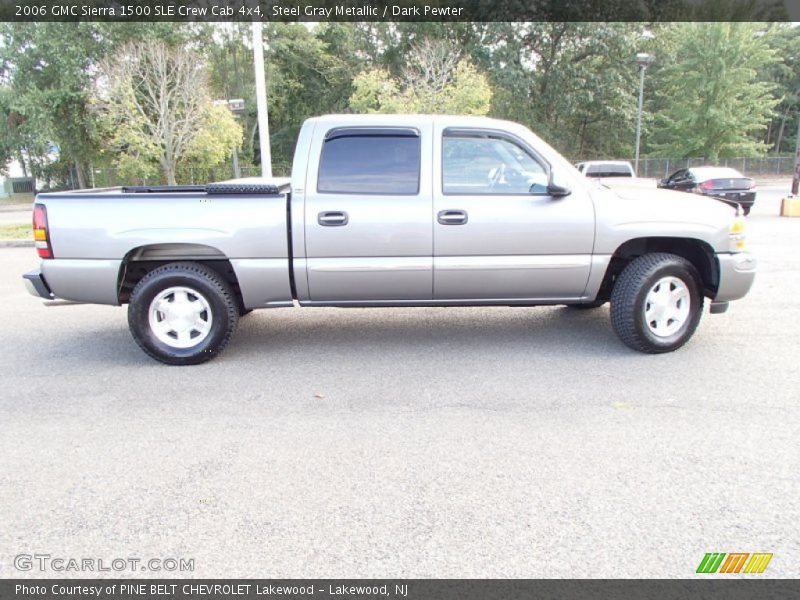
{"left": 792, "top": 110, "right": 800, "bottom": 196}
{"left": 252, "top": 21, "right": 272, "bottom": 178}
{"left": 634, "top": 53, "right": 654, "bottom": 177}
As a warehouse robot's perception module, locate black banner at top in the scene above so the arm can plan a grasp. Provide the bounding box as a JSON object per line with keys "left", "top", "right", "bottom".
{"left": 0, "top": 0, "right": 797, "bottom": 22}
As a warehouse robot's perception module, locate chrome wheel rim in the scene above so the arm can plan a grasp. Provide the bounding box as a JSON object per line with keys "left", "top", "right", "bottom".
{"left": 644, "top": 276, "right": 691, "bottom": 338}
{"left": 148, "top": 286, "right": 213, "bottom": 349}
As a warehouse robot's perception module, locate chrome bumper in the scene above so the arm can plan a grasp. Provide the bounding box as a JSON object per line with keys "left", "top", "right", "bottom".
{"left": 714, "top": 252, "right": 756, "bottom": 303}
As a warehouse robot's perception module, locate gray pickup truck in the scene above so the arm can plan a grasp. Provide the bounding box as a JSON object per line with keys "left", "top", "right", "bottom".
{"left": 24, "top": 114, "right": 756, "bottom": 365}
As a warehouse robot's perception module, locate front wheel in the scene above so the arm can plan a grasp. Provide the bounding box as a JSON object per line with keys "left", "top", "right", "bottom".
{"left": 128, "top": 262, "right": 239, "bottom": 365}
{"left": 610, "top": 253, "right": 703, "bottom": 353}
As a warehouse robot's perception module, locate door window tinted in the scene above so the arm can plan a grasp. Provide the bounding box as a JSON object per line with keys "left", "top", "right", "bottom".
{"left": 318, "top": 133, "right": 421, "bottom": 195}
{"left": 443, "top": 135, "right": 548, "bottom": 195}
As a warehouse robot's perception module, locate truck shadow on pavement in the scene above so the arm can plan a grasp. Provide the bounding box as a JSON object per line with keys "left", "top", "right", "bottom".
{"left": 227, "top": 305, "right": 633, "bottom": 362}
{"left": 41, "top": 305, "right": 638, "bottom": 367}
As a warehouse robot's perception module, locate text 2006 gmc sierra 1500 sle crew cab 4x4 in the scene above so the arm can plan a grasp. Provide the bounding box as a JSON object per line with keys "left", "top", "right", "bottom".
{"left": 23, "top": 115, "right": 756, "bottom": 365}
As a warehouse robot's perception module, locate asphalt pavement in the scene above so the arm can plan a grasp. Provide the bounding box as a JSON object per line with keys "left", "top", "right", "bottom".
{"left": 0, "top": 188, "right": 798, "bottom": 578}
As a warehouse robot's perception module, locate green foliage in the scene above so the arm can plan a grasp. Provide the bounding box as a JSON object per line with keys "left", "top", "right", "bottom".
{"left": 185, "top": 104, "right": 244, "bottom": 170}
{"left": 477, "top": 23, "right": 645, "bottom": 158}
{"left": 1, "top": 21, "right": 798, "bottom": 186}
{"left": 350, "top": 69, "right": 403, "bottom": 113}
{"left": 760, "top": 23, "right": 800, "bottom": 154}
{"left": 650, "top": 23, "right": 780, "bottom": 160}
{"left": 349, "top": 41, "right": 492, "bottom": 115}
{"left": 98, "top": 42, "right": 242, "bottom": 185}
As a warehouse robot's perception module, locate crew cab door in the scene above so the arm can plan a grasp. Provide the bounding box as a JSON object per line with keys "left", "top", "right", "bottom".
{"left": 303, "top": 122, "right": 433, "bottom": 302}
{"left": 432, "top": 125, "right": 594, "bottom": 301}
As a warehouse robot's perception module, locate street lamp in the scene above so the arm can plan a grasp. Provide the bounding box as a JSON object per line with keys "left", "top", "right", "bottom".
{"left": 634, "top": 52, "right": 655, "bottom": 176}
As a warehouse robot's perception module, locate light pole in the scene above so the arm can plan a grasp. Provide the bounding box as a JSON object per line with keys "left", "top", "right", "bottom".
{"left": 252, "top": 21, "right": 272, "bottom": 178}
{"left": 634, "top": 52, "right": 655, "bottom": 176}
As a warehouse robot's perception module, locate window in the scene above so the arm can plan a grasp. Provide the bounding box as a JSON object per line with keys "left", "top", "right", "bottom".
{"left": 317, "top": 129, "right": 421, "bottom": 195}
{"left": 585, "top": 164, "right": 633, "bottom": 177}
{"left": 443, "top": 133, "right": 548, "bottom": 195}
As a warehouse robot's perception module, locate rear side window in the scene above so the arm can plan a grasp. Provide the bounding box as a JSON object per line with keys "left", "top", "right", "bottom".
{"left": 585, "top": 164, "right": 633, "bottom": 177}
{"left": 317, "top": 129, "right": 421, "bottom": 195}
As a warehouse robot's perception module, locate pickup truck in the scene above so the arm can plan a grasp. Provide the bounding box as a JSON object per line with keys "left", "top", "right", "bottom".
{"left": 575, "top": 160, "right": 636, "bottom": 178}
{"left": 23, "top": 114, "right": 756, "bottom": 365}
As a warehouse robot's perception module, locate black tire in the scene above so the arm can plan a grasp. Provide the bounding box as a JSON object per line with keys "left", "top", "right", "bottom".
{"left": 742, "top": 205, "right": 751, "bottom": 216}
{"left": 610, "top": 253, "right": 703, "bottom": 353}
{"left": 128, "top": 262, "right": 239, "bottom": 365}
{"left": 566, "top": 300, "right": 606, "bottom": 309}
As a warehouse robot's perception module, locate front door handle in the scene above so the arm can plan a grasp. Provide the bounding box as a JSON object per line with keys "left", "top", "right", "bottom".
{"left": 437, "top": 209, "right": 468, "bottom": 225}
{"left": 318, "top": 211, "right": 349, "bottom": 226}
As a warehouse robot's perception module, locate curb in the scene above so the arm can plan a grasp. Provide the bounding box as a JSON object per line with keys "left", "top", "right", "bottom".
{"left": 0, "top": 240, "right": 33, "bottom": 248}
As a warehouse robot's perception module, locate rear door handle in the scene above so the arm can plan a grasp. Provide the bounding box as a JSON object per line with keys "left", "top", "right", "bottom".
{"left": 318, "top": 211, "right": 349, "bottom": 226}
{"left": 437, "top": 209, "right": 468, "bottom": 225}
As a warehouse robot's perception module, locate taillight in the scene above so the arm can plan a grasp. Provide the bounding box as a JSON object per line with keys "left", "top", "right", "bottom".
{"left": 32, "top": 204, "right": 53, "bottom": 259}
{"left": 699, "top": 180, "right": 714, "bottom": 191}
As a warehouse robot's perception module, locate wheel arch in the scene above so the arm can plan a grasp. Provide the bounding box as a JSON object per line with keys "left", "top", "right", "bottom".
{"left": 117, "top": 244, "right": 245, "bottom": 310}
{"left": 596, "top": 237, "right": 719, "bottom": 302}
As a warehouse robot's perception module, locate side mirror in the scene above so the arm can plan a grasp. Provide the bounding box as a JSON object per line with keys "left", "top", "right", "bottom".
{"left": 547, "top": 169, "right": 572, "bottom": 197}
{"left": 547, "top": 182, "right": 572, "bottom": 197}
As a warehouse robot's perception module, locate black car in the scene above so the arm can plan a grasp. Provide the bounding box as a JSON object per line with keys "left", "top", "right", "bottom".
{"left": 658, "top": 167, "right": 756, "bottom": 215}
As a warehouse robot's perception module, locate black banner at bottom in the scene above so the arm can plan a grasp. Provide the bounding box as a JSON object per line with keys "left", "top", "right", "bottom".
{"left": 2, "top": 580, "right": 800, "bottom": 600}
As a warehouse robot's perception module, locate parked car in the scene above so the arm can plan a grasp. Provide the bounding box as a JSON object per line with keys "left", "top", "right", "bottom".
{"left": 23, "top": 114, "right": 756, "bottom": 364}
{"left": 658, "top": 167, "right": 756, "bottom": 215}
{"left": 575, "top": 161, "right": 636, "bottom": 178}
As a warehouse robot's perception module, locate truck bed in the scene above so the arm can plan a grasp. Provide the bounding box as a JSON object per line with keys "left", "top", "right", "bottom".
{"left": 32, "top": 178, "right": 295, "bottom": 307}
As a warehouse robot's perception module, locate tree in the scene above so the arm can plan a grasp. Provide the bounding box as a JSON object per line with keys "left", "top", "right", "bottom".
{"left": 477, "top": 22, "right": 645, "bottom": 159}
{"left": 98, "top": 41, "right": 242, "bottom": 185}
{"left": 650, "top": 23, "right": 779, "bottom": 160}
{"left": 349, "top": 40, "right": 492, "bottom": 115}
{"left": 761, "top": 24, "right": 800, "bottom": 154}
{"left": 0, "top": 22, "right": 202, "bottom": 187}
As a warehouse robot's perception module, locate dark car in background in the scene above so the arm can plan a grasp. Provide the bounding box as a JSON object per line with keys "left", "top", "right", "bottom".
{"left": 658, "top": 167, "right": 756, "bottom": 215}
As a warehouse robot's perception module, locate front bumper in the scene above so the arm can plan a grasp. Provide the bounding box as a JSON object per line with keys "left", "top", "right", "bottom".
{"left": 714, "top": 252, "right": 757, "bottom": 303}
{"left": 23, "top": 270, "right": 54, "bottom": 299}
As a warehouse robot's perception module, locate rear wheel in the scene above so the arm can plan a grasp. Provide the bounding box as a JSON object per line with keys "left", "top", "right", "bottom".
{"left": 610, "top": 253, "right": 703, "bottom": 353}
{"left": 128, "top": 262, "right": 239, "bottom": 365}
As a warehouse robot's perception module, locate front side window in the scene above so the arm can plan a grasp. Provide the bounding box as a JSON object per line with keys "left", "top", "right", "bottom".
{"left": 443, "top": 134, "right": 548, "bottom": 195}
{"left": 317, "top": 130, "right": 421, "bottom": 195}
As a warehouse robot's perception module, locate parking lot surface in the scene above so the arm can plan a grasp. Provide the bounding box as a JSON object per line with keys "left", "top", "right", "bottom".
{"left": 0, "top": 187, "right": 798, "bottom": 578}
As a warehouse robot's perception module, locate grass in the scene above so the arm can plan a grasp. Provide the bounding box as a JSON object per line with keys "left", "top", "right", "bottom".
{"left": 0, "top": 193, "right": 34, "bottom": 205}
{"left": 0, "top": 223, "right": 32, "bottom": 240}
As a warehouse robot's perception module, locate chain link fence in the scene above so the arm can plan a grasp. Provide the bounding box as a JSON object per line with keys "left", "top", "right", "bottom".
{"left": 81, "top": 156, "right": 793, "bottom": 190}
{"left": 574, "top": 156, "right": 796, "bottom": 179}
{"left": 87, "top": 163, "right": 292, "bottom": 189}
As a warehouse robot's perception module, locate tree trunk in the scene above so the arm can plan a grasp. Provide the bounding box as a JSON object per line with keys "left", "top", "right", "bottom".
{"left": 165, "top": 164, "right": 177, "bottom": 186}
{"left": 774, "top": 107, "right": 791, "bottom": 154}
{"left": 17, "top": 150, "right": 28, "bottom": 177}
{"left": 74, "top": 160, "right": 86, "bottom": 189}
{"left": 578, "top": 119, "right": 587, "bottom": 156}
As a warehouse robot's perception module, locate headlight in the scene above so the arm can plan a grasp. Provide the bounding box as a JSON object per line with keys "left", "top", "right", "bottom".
{"left": 729, "top": 218, "right": 746, "bottom": 252}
